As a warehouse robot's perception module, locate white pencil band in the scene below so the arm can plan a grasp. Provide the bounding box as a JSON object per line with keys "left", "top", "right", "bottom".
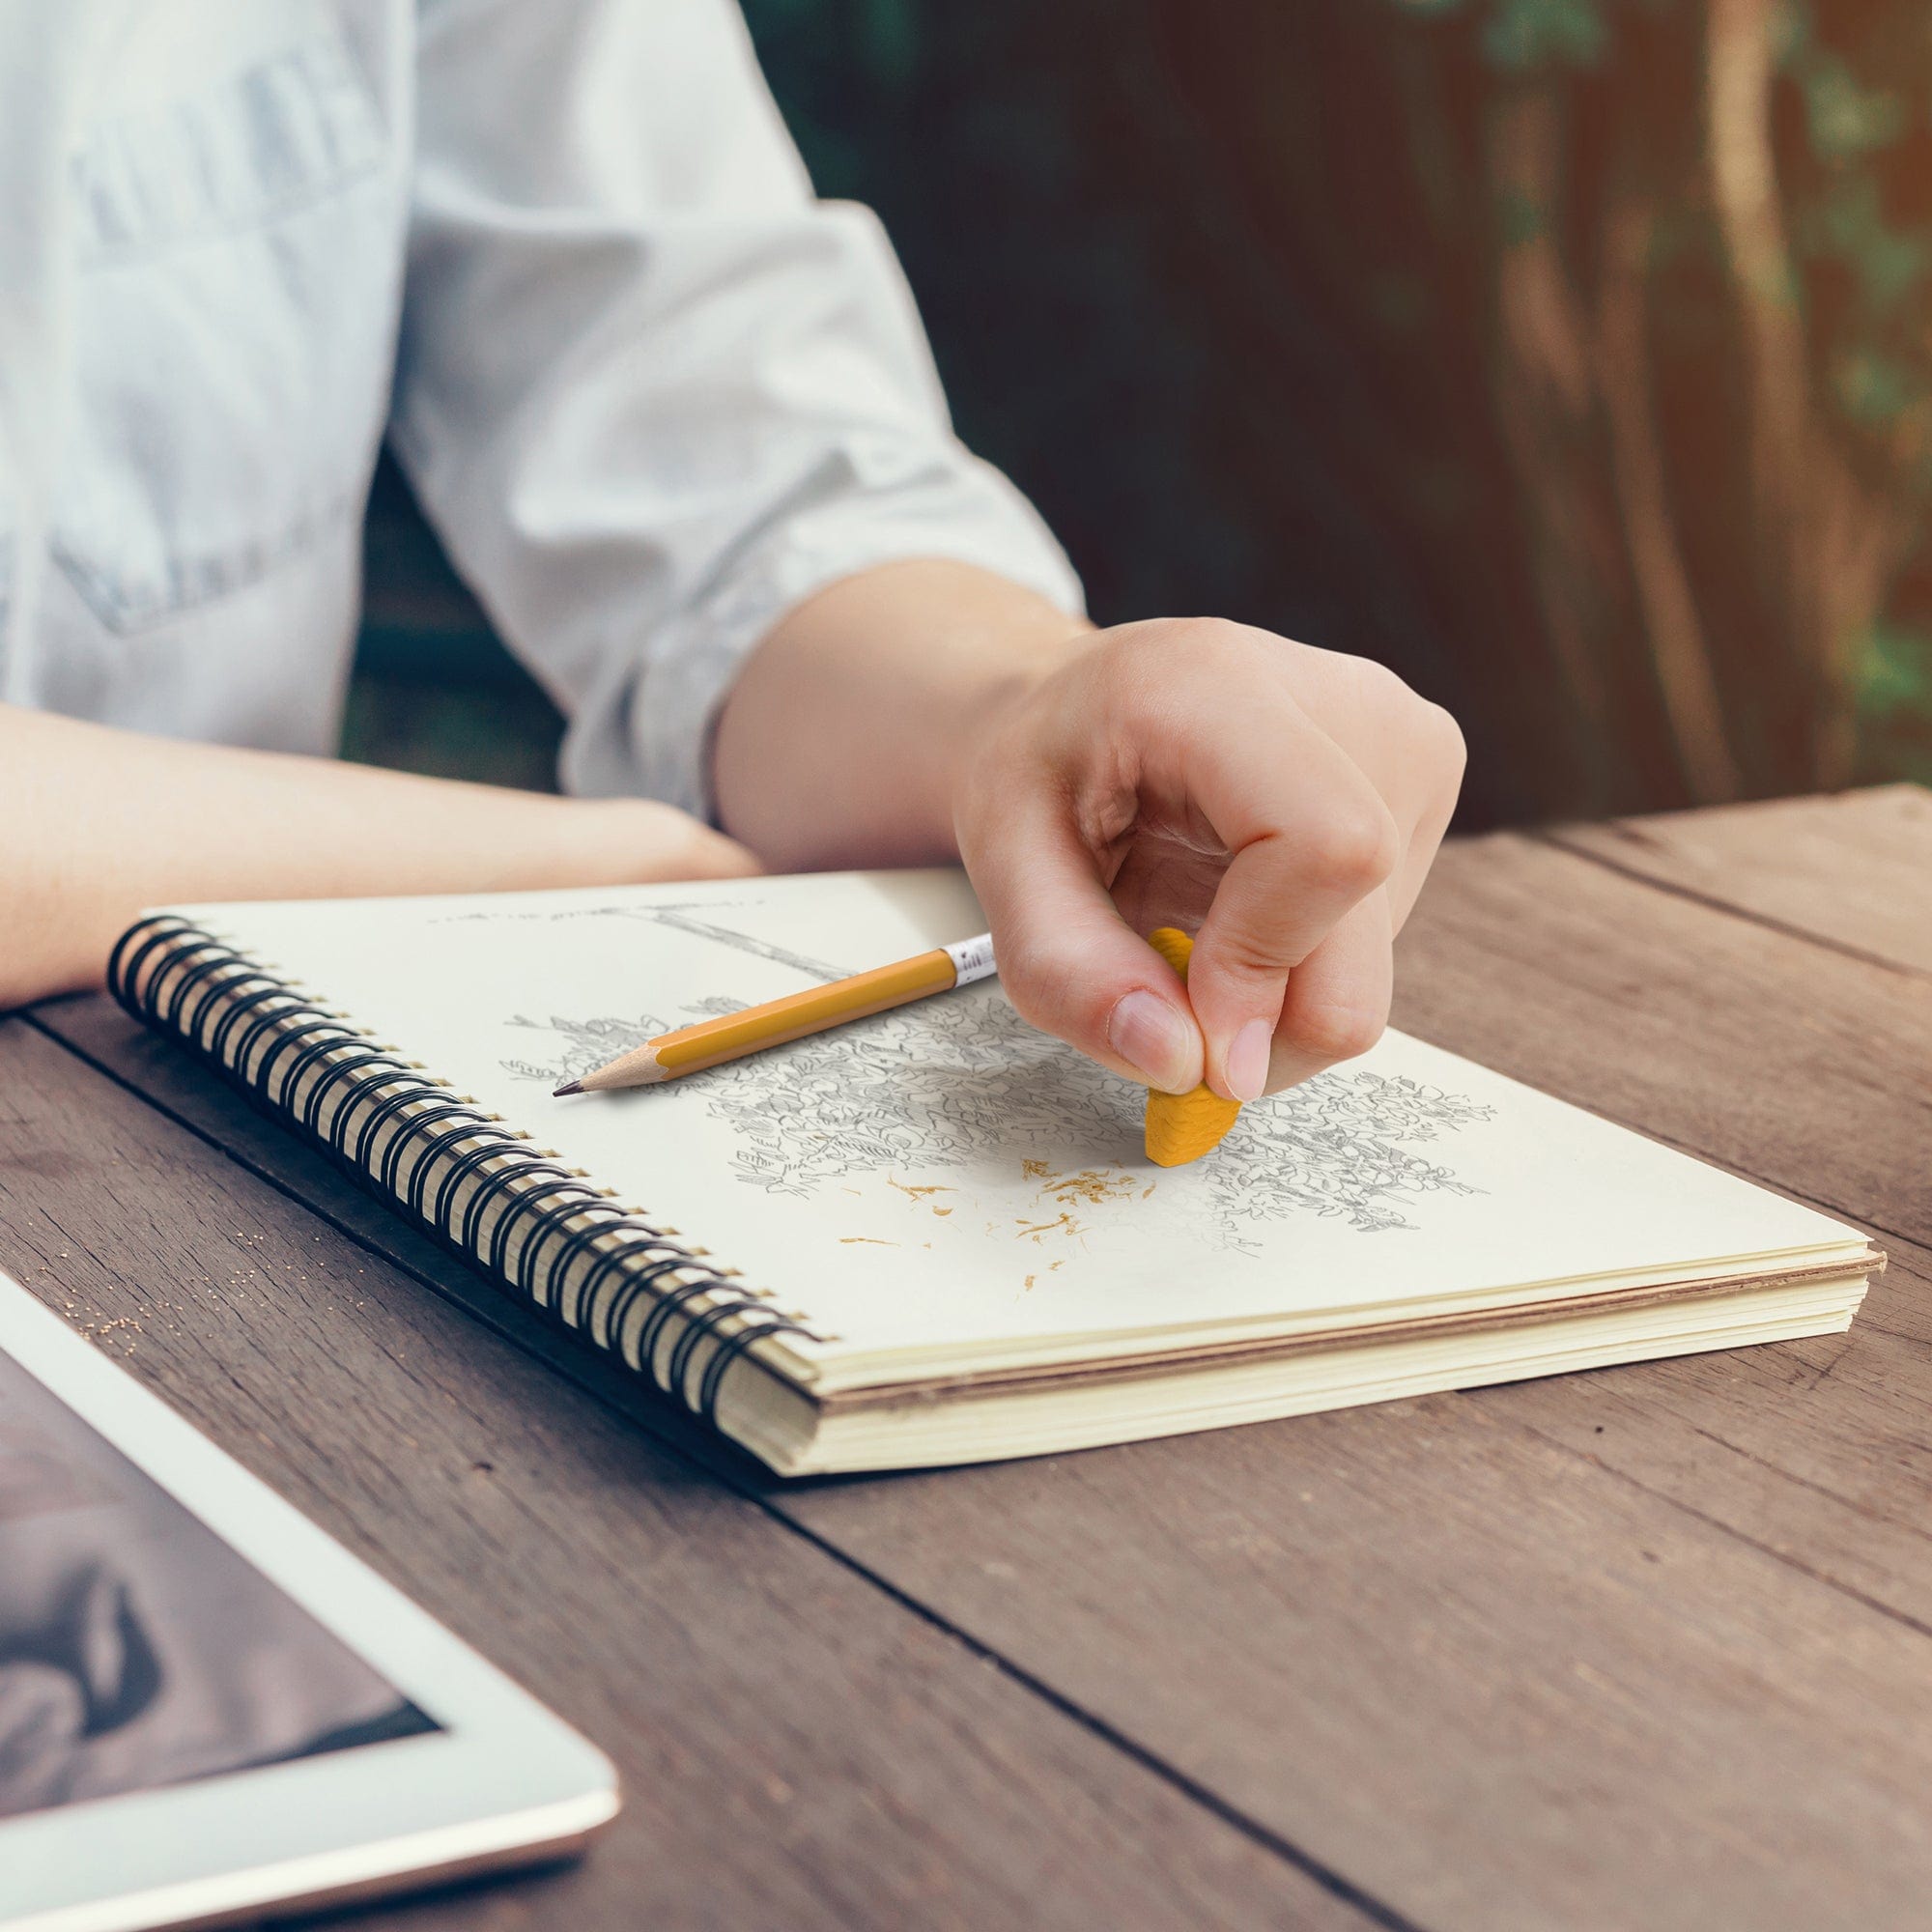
{"left": 944, "top": 933, "right": 998, "bottom": 986}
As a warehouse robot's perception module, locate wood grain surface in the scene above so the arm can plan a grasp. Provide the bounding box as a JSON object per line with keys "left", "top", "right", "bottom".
{"left": 13, "top": 786, "right": 1931, "bottom": 1931}
{"left": 0, "top": 1019, "right": 1363, "bottom": 1932}
{"left": 1547, "top": 781, "right": 1932, "bottom": 977}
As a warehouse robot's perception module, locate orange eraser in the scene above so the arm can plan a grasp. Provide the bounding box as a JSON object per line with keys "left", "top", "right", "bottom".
{"left": 1142, "top": 927, "right": 1242, "bottom": 1167}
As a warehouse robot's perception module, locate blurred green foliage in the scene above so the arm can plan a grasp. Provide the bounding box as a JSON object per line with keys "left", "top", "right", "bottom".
{"left": 1391, "top": 0, "right": 1932, "bottom": 795}
{"left": 351, "top": 0, "right": 1932, "bottom": 815}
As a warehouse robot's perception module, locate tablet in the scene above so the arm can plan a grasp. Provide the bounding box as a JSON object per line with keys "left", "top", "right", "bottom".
{"left": 0, "top": 1271, "right": 617, "bottom": 1932}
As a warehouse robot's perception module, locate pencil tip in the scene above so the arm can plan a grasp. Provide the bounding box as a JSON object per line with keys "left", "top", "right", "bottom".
{"left": 553, "top": 1078, "right": 583, "bottom": 1097}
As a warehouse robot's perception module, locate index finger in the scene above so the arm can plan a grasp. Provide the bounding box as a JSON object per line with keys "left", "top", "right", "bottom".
{"left": 1164, "top": 692, "right": 1399, "bottom": 1099}
{"left": 959, "top": 767, "right": 1207, "bottom": 1095}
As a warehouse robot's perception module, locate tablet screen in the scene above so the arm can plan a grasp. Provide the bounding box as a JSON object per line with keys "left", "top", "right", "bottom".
{"left": 0, "top": 1345, "right": 437, "bottom": 1820}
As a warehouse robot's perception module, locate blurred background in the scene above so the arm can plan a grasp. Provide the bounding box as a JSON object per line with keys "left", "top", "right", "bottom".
{"left": 347, "top": 0, "right": 1932, "bottom": 829}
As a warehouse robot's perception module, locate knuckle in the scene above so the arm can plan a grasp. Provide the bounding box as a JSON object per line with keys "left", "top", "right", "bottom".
{"left": 1299, "top": 805, "right": 1400, "bottom": 896}
{"left": 1416, "top": 698, "right": 1468, "bottom": 779}
{"left": 1184, "top": 614, "right": 1255, "bottom": 655}
{"left": 1346, "top": 654, "right": 1411, "bottom": 704}
{"left": 1295, "top": 645, "right": 1403, "bottom": 714}
{"left": 994, "top": 929, "right": 1083, "bottom": 1029}
{"left": 1332, "top": 655, "right": 1460, "bottom": 756}
{"left": 1001, "top": 930, "right": 1158, "bottom": 1062}
{"left": 1194, "top": 618, "right": 1278, "bottom": 683}
{"left": 1202, "top": 926, "right": 1291, "bottom": 984}
{"left": 1134, "top": 615, "right": 1261, "bottom": 677}
{"left": 1287, "top": 1001, "right": 1386, "bottom": 1067}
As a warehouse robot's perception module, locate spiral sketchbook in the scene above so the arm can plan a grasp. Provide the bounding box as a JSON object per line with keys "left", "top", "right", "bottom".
{"left": 111, "top": 870, "right": 1877, "bottom": 1476}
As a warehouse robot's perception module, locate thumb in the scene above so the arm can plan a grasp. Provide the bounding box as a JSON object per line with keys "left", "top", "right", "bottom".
{"left": 965, "top": 787, "right": 1205, "bottom": 1094}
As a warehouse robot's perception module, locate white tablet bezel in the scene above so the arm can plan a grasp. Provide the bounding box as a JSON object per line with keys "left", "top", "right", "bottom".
{"left": 0, "top": 1273, "right": 618, "bottom": 1932}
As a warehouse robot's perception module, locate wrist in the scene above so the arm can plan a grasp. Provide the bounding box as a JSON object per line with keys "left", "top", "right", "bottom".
{"left": 941, "top": 621, "right": 1094, "bottom": 838}
{"left": 557, "top": 796, "right": 759, "bottom": 887}
{"left": 713, "top": 557, "right": 1093, "bottom": 870}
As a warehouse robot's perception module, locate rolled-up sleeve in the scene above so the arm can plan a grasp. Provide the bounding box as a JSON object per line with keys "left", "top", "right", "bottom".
{"left": 390, "top": 0, "right": 1083, "bottom": 818}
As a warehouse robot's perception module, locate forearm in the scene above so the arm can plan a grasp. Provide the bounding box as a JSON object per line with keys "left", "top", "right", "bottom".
{"left": 0, "top": 706, "right": 749, "bottom": 1008}
{"left": 711, "top": 559, "right": 1093, "bottom": 869}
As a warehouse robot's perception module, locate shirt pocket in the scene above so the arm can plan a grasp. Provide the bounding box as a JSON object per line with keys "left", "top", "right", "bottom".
{"left": 53, "top": 29, "right": 401, "bottom": 634}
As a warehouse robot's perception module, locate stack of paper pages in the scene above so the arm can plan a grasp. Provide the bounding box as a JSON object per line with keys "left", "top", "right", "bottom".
{"left": 114, "top": 870, "right": 1877, "bottom": 1474}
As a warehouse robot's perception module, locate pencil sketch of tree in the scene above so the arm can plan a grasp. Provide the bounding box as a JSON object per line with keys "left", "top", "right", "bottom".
{"left": 434, "top": 897, "right": 852, "bottom": 980}
{"left": 503, "top": 986, "right": 1492, "bottom": 1241}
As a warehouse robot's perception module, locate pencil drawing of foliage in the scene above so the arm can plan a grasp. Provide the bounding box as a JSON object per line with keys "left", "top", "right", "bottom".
{"left": 503, "top": 987, "right": 1492, "bottom": 1241}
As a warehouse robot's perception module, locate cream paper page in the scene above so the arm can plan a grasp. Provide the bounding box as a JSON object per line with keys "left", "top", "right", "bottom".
{"left": 175, "top": 873, "right": 1864, "bottom": 1378}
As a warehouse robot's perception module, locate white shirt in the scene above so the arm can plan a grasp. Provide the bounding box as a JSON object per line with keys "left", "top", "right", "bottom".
{"left": 0, "top": 0, "right": 1081, "bottom": 818}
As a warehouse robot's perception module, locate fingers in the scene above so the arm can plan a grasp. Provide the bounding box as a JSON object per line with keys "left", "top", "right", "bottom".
{"left": 1384, "top": 700, "right": 1465, "bottom": 932}
{"left": 1263, "top": 888, "right": 1393, "bottom": 1094}
{"left": 952, "top": 617, "right": 1462, "bottom": 1110}
{"left": 1216, "top": 633, "right": 1463, "bottom": 936}
{"left": 1178, "top": 702, "right": 1399, "bottom": 1101}
{"left": 962, "top": 778, "right": 1206, "bottom": 1094}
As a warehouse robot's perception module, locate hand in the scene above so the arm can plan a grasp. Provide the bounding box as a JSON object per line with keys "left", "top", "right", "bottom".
{"left": 560, "top": 797, "right": 760, "bottom": 888}
{"left": 952, "top": 619, "right": 1465, "bottom": 1100}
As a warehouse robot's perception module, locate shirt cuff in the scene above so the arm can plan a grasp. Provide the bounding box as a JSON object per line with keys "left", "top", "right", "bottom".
{"left": 557, "top": 440, "right": 1086, "bottom": 822}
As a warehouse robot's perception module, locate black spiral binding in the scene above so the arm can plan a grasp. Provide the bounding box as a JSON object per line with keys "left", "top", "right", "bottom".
{"left": 107, "top": 914, "right": 817, "bottom": 1430}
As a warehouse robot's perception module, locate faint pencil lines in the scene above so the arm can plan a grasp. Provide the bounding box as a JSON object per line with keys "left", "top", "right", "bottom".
{"left": 504, "top": 981, "right": 1493, "bottom": 1244}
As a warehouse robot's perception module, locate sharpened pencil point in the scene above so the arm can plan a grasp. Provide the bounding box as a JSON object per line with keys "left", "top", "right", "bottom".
{"left": 553, "top": 1077, "right": 583, "bottom": 1097}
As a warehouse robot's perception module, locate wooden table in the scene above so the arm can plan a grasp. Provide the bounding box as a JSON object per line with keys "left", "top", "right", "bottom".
{"left": 7, "top": 785, "right": 1930, "bottom": 1932}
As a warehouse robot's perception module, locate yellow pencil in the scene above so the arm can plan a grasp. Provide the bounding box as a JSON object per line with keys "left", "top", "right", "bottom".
{"left": 554, "top": 934, "right": 998, "bottom": 1095}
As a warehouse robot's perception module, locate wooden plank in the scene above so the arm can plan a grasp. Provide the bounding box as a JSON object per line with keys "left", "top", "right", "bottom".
{"left": 1547, "top": 781, "right": 1932, "bottom": 975}
{"left": 782, "top": 1366, "right": 1932, "bottom": 1932}
{"left": 1365, "top": 822, "right": 1932, "bottom": 1615}
{"left": 1398, "top": 829, "right": 1931, "bottom": 1246}
{"left": 1492, "top": 773, "right": 1930, "bottom": 1656}
{"left": 0, "top": 1020, "right": 1366, "bottom": 1932}
{"left": 30, "top": 819, "right": 1932, "bottom": 1930}
{"left": 1391, "top": 823, "right": 1932, "bottom": 1686}
{"left": 1492, "top": 1237, "right": 1932, "bottom": 1642}
{"left": 764, "top": 833, "right": 1932, "bottom": 1932}
{"left": 781, "top": 829, "right": 1932, "bottom": 1930}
